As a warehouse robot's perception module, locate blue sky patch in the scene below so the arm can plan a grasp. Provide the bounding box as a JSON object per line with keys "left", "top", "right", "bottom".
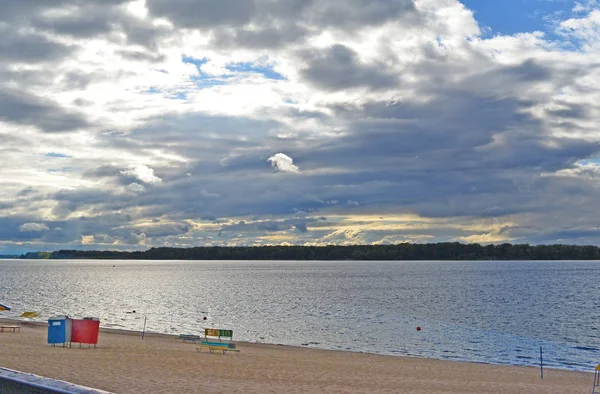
{"left": 226, "top": 62, "right": 286, "bottom": 80}
{"left": 48, "top": 167, "right": 74, "bottom": 173}
{"left": 168, "top": 91, "right": 188, "bottom": 100}
{"left": 182, "top": 55, "right": 232, "bottom": 88}
{"left": 189, "top": 77, "right": 228, "bottom": 88}
{"left": 577, "top": 158, "right": 600, "bottom": 165}
{"left": 45, "top": 152, "right": 71, "bottom": 159}
{"left": 181, "top": 56, "right": 285, "bottom": 89}
{"left": 461, "top": 0, "right": 579, "bottom": 37}
{"left": 144, "top": 87, "right": 161, "bottom": 94}
{"left": 144, "top": 87, "right": 190, "bottom": 99}
{"left": 182, "top": 55, "right": 208, "bottom": 71}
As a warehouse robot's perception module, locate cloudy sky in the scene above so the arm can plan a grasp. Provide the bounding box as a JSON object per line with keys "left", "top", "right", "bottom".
{"left": 1, "top": 0, "right": 600, "bottom": 254}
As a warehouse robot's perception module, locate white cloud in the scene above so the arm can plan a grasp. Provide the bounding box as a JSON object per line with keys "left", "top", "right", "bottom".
{"left": 558, "top": 9, "right": 600, "bottom": 50}
{"left": 20, "top": 223, "right": 49, "bottom": 232}
{"left": 268, "top": 153, "right": 300, "bottom": 173}
{"left": 121, "top": 165, "right": 162, "bottom": 184}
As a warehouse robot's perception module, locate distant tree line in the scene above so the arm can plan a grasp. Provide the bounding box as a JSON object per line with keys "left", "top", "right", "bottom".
{"left": 18, "top": 242, "right": 600, "bottom": 260}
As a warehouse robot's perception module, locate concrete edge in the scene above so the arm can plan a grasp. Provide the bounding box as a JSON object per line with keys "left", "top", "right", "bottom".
{"left": 0, "top": 367, "right": 114, "bottom": 393}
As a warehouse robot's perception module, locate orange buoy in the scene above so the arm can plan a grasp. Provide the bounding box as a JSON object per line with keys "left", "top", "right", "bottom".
{"left": 416, "top": 326, "right": 421, "bottom": 331}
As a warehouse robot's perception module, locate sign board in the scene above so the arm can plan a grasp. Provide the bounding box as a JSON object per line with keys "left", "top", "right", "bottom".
{"left": 205, "top": 328, "right": 233, "bottom": 338}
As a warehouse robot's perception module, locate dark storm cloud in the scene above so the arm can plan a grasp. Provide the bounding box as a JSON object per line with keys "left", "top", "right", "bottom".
{"left": 100, "top": 113, "right": 284, "bottom": 165}
{"left": 82, "top": 165, "right": 122, "bottom": 180}
{"left": 51, "top": 189, "right": 119, "bottom": 218}
{"left": 305, "top": 0, "right": 417, "bottom": 29}
{"left": 300, "top": 44, "right": 398, "bottom": 91}
{"left": 0, "top": 0, "right": 167, "bottom": 59}
{"left": 53, "top": 188, "right": 118, "bottom": 205}
{"left": 0, "top": 68, "right": 57, "bottom": 90}
{"left": 213, "top": 25, "right": 308, "bottom": 49}
{"left": 33, "top": 11, "right": 113, "bottom": 38}
{"left": 10, "top": 51, "right": 593, "bottom": 246}
{"left": 500, "top": 59, "right": 552, "bottom": 82}
{"left": 146, "top": 0, "right": 417, "bottom": 49}
{"left": 0, "top": 0, "right": 128, "bottom": 20}
{"left": 0, "top": 26, "right": 72, "bottom": 63}
{"left": 74, "top": 161, "right": 314, "bottom": 221}
{"left": 0, "top": 1, "right": 70, "bottom": 22}
{"left": 295, "top": 222, "right": 308, "bottom": 232}
{"left": 117, "top": 50, "right": 166, "bottom": 63}
{"left": 0, "top": 88, "right": 89, "bottom": 132}
{"left": 200, "top": 215, "right": 218, "bottom": 222}
{"left": 78, "top": 53, "right": 596, "bottom": 226}
{"left": 546, "top": 102, "right": 589, "bottom": 120}
{"left": 38, "top": 7, "right": 168, "bottom": 50}
{"left": 256, "top": 222, "right": 280, "bottom": 231}
{"left": 218, "top": 217, "right": 314, "bottom": 234}
{"left": 146, "top": 0, "right": 256, "bottom": 28}
{"left": 146, "top": 0, "right": 417, "bottom": 30}
{"left": 129, "top": 223, "right": 190, "bottom": 238}
{"left": 309, "top": 55, "right": 600, "bottom": 180}
{"left": 316, "top": 93, "right": 536, "bottom": 171}
{"left": 477, "top": 134, "right": 599, "bottom": 172}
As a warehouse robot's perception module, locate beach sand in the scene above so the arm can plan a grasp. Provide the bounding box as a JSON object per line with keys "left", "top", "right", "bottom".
{"left": 0, "top": 319, "right": 593, "bottom": 393}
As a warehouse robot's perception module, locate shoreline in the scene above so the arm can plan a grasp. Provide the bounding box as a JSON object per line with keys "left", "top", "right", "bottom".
{"left": 1, "top": 318, "right": 594, "bottom": 393}
{"left": 2, "top": 318, "right": 593, "bottom": 374}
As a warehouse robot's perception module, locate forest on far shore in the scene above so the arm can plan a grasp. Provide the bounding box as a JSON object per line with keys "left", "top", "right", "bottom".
{"left": 16, "top": 242, "right": 600, "bottom": 260}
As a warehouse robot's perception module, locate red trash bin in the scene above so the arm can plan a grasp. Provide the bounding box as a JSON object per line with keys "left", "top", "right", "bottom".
{"left": 71, "top": 318, "right": 100, "bottom": 347}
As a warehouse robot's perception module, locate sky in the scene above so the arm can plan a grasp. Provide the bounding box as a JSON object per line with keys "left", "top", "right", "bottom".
{"left": 1, "top": 0, "right": 600, "bottom": 254}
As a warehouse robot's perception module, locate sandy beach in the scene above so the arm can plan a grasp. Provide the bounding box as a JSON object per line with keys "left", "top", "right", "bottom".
{"left": 0, "top": 319, "right": 593, "bottom": 393}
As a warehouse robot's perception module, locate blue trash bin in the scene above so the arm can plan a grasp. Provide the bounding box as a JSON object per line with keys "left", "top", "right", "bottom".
{"left": 48, "top": 316, "right": 72, "bottom": 346}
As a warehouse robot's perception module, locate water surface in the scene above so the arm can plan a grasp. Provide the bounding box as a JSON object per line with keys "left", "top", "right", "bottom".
{"left": 1, "top": 259, "right": 599, "bottom": 371}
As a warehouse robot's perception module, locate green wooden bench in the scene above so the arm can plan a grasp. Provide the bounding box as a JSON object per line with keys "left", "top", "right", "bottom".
{"left": 177, "top": 334, "right": 201, "bottom": 343}
{"left": 195, "top": 328, "right": 239, "bottom": 355}
{"left": 196, "top": 343, "right": 240, "bottom": 354}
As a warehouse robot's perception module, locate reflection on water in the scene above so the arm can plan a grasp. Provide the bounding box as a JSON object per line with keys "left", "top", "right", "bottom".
{"left": 1, "top": 259, "right": 600, "bottom": 371}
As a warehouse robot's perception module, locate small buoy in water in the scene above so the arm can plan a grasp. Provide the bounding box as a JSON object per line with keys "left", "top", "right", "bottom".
{"left": 416, "top": 326, "right": 421, "bottom": 331}
{"left": 203, "top": 316, "right": 207, "bottom": 320}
